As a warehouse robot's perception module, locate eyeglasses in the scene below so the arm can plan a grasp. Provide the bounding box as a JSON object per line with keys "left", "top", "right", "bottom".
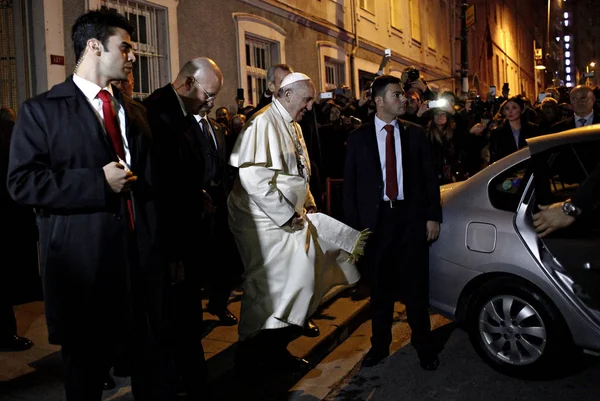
{"left": 191, "top": 77, "right": 216, "bottom": 102}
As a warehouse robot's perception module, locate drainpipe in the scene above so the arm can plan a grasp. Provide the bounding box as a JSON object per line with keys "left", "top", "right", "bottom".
{"left": 451, "top": 0, "right": 457, "bottom": 94}
{"left": 350, "top": 0, "right": 359, "bottom": 95}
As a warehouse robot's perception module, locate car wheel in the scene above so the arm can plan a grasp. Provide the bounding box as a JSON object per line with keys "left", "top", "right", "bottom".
{"left": 467, "top": 277, "right": 573, "bottom": 379}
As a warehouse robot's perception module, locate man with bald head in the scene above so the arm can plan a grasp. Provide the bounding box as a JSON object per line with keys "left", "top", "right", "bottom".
{"left": 142, "top": 56, "right": 223, "bottom": 400}
{"left": 228, "top": 72, "right": 319, "bottom": 372}
{"left": 552, "top": 85, "right": 600, "bottom": 133}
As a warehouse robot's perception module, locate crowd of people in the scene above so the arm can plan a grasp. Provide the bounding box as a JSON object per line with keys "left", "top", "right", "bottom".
{"left": 2, "top": 6, "right": 600, "bottom": 401}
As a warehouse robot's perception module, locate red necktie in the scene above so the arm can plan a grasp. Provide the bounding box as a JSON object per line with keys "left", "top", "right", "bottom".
{"left": 97, "top": 90, "right": 135, "bottom": 231}
{"left": 384, "top": 124, "right": 398, "bottom": 200}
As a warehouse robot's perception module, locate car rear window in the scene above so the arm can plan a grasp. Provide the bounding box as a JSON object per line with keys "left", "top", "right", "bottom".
{"left": 488, "top": 159, "right": 531, "bottom": 212}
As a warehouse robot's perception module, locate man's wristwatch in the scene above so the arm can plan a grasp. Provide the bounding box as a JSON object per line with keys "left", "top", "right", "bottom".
{"left": 562, "top": 201, "right": 582, "bottom": 217}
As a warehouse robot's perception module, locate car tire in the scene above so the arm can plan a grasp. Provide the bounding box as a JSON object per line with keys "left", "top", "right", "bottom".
{"left": 466, "top": 277, "right": 574, "bottom": 379}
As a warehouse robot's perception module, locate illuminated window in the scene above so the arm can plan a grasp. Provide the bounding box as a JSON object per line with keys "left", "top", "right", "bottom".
{"left": 102, "top": 0, "right": 170, "bottom": 100}
{"left": 245, "top": 37, "right": 271, "bottom": 106}
{"left": 565, "top": 51, "right": 571, "bottom": 58}
{"left": 390, "top": 0, "right": 402, "bottom": 30}
{"left": 566, "top": 75, "right": 571, "bottom": 81}
{"left": 556, "top": 36, "right": 560, "bottom": 42}
{"left": 409, "top": 0, "right": 421, "bottom": 43}
{"left": 233, "top": 13, "right": 286, "bottom": 107}
{"left": 565, "top": 20, "right": 569, "bottom": 26}
{"left": 318, "top": 41, "right": 350, "bottom": 92}
{"left": 360, "top": 0, "right": 375, "bottom": 13}
{"left": 427, "top": 0, "right": 437, "bottom": 50}
{"left": 565, "top": 59, "right": 571, "bottom": 66}
{"left": 564, "top": 12, "right": 569, "bottom": 18}
{"left": 325, "top": 57, "right": 345, "bottom": 91}
{"left": 566, "top": 67, "right": 571, "bottom": 73}
{"left": 0, "top": 0, "right": 18, "bottom": 111}
{"left": 565, "top": 43, "right": 570, "bottom": 49}
{"left": 564, "top": 35, "right": 570, "bottom": 42}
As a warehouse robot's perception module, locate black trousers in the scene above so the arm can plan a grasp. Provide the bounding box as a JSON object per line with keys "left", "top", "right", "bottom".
{"left": 367, "top": 201, "right": 434, "bottom": 358}
{"left": 0, "top": 303, "right": 17, "bottom": 339}
{"left": 133, "top": 263, "right": 210, "bottom": 401}
{"left": 203, "top": 186, "right": 243, "bottom": 311}
{"left": 61, "top": 341, "right": 112, "bottom": 401}
{"left": 60, "top": 231, "right": 142, "bottom": 401}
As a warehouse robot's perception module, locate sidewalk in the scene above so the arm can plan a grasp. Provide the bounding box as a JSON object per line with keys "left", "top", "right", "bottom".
{"left": 0, "top": 283, "right": 370, "bottom": 401}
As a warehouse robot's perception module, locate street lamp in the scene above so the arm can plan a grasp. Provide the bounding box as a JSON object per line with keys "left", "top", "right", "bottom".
{"left": 585, "top": 62, "right": 596, "bottom": 85}
{"left": 535, "top": 47, "right": 546, "bottom": 70}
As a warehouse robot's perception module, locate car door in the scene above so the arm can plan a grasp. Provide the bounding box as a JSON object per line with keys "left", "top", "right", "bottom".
{"left": 531, "top": 138, "right": 600, "bottom": 308}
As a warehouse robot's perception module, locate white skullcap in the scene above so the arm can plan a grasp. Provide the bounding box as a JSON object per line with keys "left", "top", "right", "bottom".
{"left": 280, "top": 72, "right": 311, "bottom": 88}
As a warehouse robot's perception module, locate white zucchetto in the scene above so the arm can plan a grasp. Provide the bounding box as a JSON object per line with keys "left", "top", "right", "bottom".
{"left": 280, "top": 72, "right": 311, "bottom": 88}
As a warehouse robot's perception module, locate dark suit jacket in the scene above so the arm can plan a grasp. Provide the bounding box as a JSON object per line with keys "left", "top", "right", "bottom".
{"left": 343, "top": 118, "right": 442, "bottom": 232}
{"left": 1, "top": 119, "right": 40, "bottom": 305}
{"left": 197, "top": 116, "right": 230, "bottom": 193}
{"left": 7, "top": 76, "right": 156, "bottom": 345}
{"left": 573, "top": 160, "right": 600, "bottom": 214}
{"left": 551, "top": 113, "right": 600, "bottom": 133}
{"left": 143, "top": 84, "right": 206, "bottom": 264}
{"left": 489, "top": 121, "right": 540, "bottom": 163}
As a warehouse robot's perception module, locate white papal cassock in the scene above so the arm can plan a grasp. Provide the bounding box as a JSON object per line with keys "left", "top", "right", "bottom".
{"left": 228, "top": 99, "right": 364, "bottom": 340}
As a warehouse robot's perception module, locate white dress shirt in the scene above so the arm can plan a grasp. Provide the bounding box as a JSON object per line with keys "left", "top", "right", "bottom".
{"left": 73, "top": 74, "right": 131, "bottom": 166}
{"left": 194, "top": 114, "right": 218, "bottom": 149}
{"left": 574, "top": 111, "right": 594, "bottom": 127}
{"left": 374, "top": 115, "right": 404, "bottom": 201}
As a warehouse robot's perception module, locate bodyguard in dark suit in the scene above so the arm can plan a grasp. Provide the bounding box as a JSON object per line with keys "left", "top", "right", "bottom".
{"left": 196, "top": 111, "right": 243, "bottom": 325}
{"left": 6, "top": 10, "right": 156, "bottom": 400}
{"left": 552, "top": 85, "right": 600, "bottom": 133}
{"left": 343, "top": 75, "right": 442, "bottom": 370}
{"left": 0, "top": 108, "right": 38, "bottom": 352}
{"left": 142, "top": 57, "right": 223, "bottom": 400}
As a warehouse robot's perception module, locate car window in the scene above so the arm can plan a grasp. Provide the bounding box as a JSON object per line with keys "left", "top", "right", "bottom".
{"left": 532, "top": 141, "right": 600, "bottom": 206}
{"left": 488, "top": 159, "right": 531, "bottom": 212}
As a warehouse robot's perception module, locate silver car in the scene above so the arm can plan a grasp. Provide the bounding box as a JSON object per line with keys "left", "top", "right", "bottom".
{"left": 430, "top": 125, "right": 600, "bottom": 378}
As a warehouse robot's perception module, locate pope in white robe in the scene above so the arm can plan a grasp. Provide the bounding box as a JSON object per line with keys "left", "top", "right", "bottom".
{"left": 227, "top": 75, "right": 364, "bottom": 345}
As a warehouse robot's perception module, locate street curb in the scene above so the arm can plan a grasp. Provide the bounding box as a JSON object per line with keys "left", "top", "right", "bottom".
{"left": 304, "top": 294, "right": 371, "bottom": 367}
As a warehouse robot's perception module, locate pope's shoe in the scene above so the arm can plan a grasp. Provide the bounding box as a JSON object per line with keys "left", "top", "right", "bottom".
{"left": 207, "top": 307, "right": 238, "bottom": 326}
{"left": 0, "top": 335, "right": 33, "bottom": 351}
{"left": 302, "top": 319, "right": 320, "bottom": 337}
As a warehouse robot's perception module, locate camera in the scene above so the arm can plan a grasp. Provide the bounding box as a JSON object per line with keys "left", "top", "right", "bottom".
{"left": 407, "top": 68, "right": 420, "bottom": 82}
{"left": 320, "top": 91, "right": 333, "bottom": 100}
{"left": 472, "top": 96, "right": 492, "bottom": 116}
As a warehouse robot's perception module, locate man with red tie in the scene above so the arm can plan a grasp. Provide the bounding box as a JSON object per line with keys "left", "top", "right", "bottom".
{"left": 7, "top": 9, "right": 156, "bottom": 400}
{"left": 343, "top": 75, "right": 442, "bottom": 370}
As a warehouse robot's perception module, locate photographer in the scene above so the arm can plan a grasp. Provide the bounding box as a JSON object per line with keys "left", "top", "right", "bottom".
{"left": 403, "top": 91, "right": 428, "bottom": 127}
{"left": 423, "top": 106, "right": 468, "bottom": 184}
{"left": 355, "top": 84, "right": 376, "bottom": 123}
{"left": 401, "top": 66, "right": 436, "bottom": 101}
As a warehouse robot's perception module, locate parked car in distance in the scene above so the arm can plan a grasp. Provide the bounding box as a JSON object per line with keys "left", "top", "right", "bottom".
{"left": 430, "top": 125, "right": 600, "bottom": 378}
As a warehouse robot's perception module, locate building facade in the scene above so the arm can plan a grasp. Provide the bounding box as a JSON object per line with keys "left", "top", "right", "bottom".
{"left": 1, "top": 0, "right": 550, "bottom": 115}
{"left": 572, "top": 0, "right": 599, "bottom": 86}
